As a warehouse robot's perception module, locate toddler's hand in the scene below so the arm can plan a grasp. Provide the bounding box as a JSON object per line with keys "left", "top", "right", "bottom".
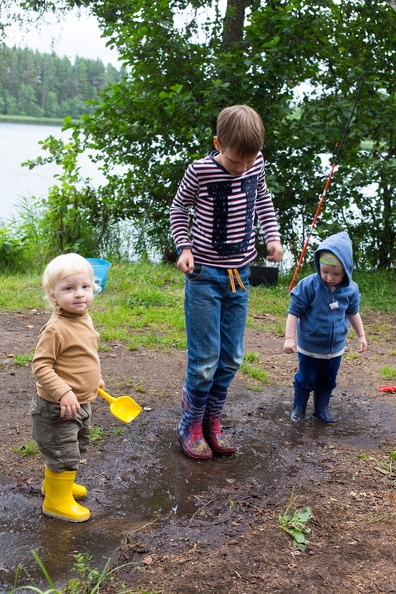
{"left": 357, "top": 336, "right": 368, "bottom": 353}
{"left": 60, "top": 391, "right": 80, "bottom": 419}
{"left": 283, "top": 339, "right": 296, "bottom": 354}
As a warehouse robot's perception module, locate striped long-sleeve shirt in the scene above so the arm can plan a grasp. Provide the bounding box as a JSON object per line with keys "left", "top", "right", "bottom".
{"left": 170, "top": 151, "right": 281, "bottom": 268}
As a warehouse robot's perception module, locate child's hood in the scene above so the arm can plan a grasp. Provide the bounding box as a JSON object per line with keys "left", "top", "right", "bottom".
{"left": 314, "top": 231, "right": 353, "bottom": 287}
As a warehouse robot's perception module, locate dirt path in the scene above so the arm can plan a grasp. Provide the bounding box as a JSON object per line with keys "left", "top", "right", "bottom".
{"left": 1, "top": 309, "right": 396, "bottom": 593}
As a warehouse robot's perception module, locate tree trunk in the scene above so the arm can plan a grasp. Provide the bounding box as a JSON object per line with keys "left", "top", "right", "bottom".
{"left": 221, "top": 0, "right": 247, "bottom": 52}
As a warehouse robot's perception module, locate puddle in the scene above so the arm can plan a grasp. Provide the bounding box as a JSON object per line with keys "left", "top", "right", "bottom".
{"left": 1, "top": 389, "right": 393, "bottom": 593}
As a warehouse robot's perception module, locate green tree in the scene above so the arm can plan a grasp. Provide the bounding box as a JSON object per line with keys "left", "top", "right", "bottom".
{"left": 4, "top": 0, "right": 396, "bottom": 267}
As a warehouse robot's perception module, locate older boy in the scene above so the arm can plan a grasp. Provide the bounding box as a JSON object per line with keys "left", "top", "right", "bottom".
{"left": 170, "top": 104, "right": 283, "bottom": 460}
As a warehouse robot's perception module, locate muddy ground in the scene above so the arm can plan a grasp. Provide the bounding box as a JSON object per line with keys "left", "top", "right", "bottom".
{"left": 1, "top": 307, "right": 396, "bottom": 593}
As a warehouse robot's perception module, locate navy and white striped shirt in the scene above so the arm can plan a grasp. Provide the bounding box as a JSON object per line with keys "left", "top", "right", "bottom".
{"left": 170, "top": 151, "right": 281, "bottom": 268}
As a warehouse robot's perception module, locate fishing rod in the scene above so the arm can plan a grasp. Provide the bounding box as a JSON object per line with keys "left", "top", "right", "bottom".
{"left": 288, "top": 66, "right": 369, "bottom": 293}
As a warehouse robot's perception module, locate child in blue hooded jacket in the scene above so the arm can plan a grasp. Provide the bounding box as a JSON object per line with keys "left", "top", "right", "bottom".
{"left": 283, "top": 231, "right": 367, "bottom": 423}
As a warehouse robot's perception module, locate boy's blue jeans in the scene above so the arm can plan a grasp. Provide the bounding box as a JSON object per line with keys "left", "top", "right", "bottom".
{"left": 294, "top": 352, "right": 342, "bottom": 394}
{"left": 184, "top": 264, "right": 249, "bottom": 395}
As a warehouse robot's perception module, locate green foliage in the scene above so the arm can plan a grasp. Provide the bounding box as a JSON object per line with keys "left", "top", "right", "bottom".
{"left": 381, "top": 366, "right": 396, "bottom": 381}
{"left": 12, "top": 442, "right": 40, "bottom": 457}
{"left": 12, "top": 352, "right": 34, "bottom": 366}
{"left": 0, "top": 45, "right": 123, "bottom": 119}
{"left": 11, "top": 549, "right": 137, "bottom": 594}
{"left": 65, "top": 553, "right": 105, "bottom": 594}
{"left": 90, "top": 426, "right": 106, "bottom": 442}
{"left": 360, "top": 450, "right": 396, "bottom": 485}
{"left": 279, "top": 488, "right": 312, "bottom": 551}
{"left": 0, "top": 224, "right": 35, "bottom": 273}
{"left": 21, "top": 130, "right": 116, "bottom": 259}
{"left": 240, "top": 352, "right": 269, "bottom": 384}
{"left": 12, "top": 549, "right": 60, "bottom": 593}
{"left": 2, "top": 0, "right": 396, "bottom": 265}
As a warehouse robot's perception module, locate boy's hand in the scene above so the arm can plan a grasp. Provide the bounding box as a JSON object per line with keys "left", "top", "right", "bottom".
{"left": 266, "top": 240, "right": 284, "bottom": 263}
{"left": 60, "top": 390, "right": 80, "bottom": 419}
{"left": 177, "top": 248, "right": 194, "bottom": 274}
{"left": 283, "top": 338, "right": 296, "bottom": 354}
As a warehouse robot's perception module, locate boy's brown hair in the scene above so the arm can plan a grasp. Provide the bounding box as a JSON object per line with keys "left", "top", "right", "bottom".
{"left": 216, "top": 105, "right": 265, "bottom": 159}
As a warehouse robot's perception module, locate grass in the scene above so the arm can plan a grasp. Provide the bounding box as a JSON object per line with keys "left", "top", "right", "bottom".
{"left": 12, "top": 352, "right": 35, "bottom": 366}
{"left": 13, "top": 442, "right": 40, "bottom": 457}
{"left": 381, "top": 366, "right": 396, "bottom": 381}
{"left": 11, "top": 549, "right": 150, "bottom": 594}
{"left": 90, "top": 426, "right": 106, "bottom": 443}
{"left": 0, "top": 265, "right": 395, "bottom": 355}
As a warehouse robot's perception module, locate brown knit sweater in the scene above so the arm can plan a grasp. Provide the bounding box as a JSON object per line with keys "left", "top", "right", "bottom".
{"left": 32, "top": 307, "right": 101, "bottom": 403}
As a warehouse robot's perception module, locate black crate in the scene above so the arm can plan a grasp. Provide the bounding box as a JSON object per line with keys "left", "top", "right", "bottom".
{"left": 249, "top": 265, "right": 278, "bottom": 287}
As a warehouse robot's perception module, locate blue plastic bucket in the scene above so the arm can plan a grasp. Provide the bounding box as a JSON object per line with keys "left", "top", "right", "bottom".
{"left": 85, "top": 258, "right": 111, "bottom": 291}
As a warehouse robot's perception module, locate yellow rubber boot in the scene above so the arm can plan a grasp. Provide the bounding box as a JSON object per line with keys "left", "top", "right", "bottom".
{"left": 42, "top": 468, "right": 87, "bottom": 499}
{"left": 42, "top": 468, "right": 90, "bottom": 522}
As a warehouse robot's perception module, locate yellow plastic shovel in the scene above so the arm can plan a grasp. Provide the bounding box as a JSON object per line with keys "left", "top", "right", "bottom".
{"left": 97, "top": 387, "right": 142, "bottom": 423}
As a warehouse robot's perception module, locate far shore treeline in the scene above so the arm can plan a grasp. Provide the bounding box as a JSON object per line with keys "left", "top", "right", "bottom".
{"left": 0, "top": 45, "right": 124, "bottom": 119}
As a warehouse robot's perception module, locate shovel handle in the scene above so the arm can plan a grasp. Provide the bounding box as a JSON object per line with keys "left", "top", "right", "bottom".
{"left": 97, "top": 387, "right": 116, "bottom": 404}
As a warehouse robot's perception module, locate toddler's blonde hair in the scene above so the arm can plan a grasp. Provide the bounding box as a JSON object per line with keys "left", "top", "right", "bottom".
{"left": 42, "top": 253, "right": 99, "bottom": 306}
{"left": 216, "top": 105, "right": 265, "bottom": 159}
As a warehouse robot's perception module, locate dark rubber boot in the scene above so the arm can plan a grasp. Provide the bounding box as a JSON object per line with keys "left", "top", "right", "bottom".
{"left": 177, "top": 387, "right": 213, "bottom": 460}
{"left": 290, "top": 390, "right": 310, "bottom": 423}
{"left": 313, "top": 391, "right": 339, "bottom": 424}
{"left": 203, "top": 388, "right": 236, "bottom": 456}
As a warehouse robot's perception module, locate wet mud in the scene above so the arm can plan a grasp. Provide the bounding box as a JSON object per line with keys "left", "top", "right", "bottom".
{"left": 1, "top": 382, "right": 395, "bottom": 592}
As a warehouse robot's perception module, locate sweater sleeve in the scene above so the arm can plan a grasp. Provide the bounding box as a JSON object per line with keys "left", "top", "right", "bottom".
{"left": 32, "top": 325, "right": 72, "bottom": 402}
{"left": 255, "top": 167, "right": 281, "bottom": 244}
{"left": 169, "top": 163, "right": 198, "bottom": 250}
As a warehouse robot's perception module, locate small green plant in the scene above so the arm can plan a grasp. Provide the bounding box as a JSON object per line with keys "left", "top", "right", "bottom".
{"left": 12, "top": 352, "right": 35, "bottom": 366}
{"left": 90, "top": 426, "right": 106, "bottom": 443}
{"left": 12, "top": 549, "right": 60, "bottom": 593}
{"left": 278, "top": 488, "right": 312, "bottom": 551}
{"left": 244, "top": 351, "right": 260, "bottom": 363}
{"left": 381, "top": 365, "right": 396, "bottom": 380}
{"left": 240, "top": 360, "right": 269, "bottom": 384}
{"left": 13, "top": 442, "right": 40, "bottom": 457}
{"left": 112, "top": 426, "right": 126, "bottom": 436}
{"left": 11, "top": 549, "right": 136, "bottom": 594}
{"left": 65, "top": 553, "right": 106, "bottom": 594}
{"left": 360, "top": 449, "right": 396, "bottom": 484}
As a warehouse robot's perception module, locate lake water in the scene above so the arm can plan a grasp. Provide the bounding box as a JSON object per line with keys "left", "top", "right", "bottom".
{"left": 0, "top": 121, "right": 106, "bottom": 221}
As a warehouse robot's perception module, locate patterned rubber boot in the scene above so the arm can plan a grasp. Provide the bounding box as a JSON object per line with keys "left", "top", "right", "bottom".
{"left": 313, "top": 391, "right": 339, "bottom": 424}
{"left": 203, "top": 388, "right": 236, "bottom": 456}
{"left": 290, "top": 390, "right": 310, "bottom": 423}
{"left": 177, "top": 387, "right": 213, "bottom": 460}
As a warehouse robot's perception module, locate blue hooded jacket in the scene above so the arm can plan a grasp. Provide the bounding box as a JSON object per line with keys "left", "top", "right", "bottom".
{"left": 288, "top": 231, "right": 360, "bottom": 354}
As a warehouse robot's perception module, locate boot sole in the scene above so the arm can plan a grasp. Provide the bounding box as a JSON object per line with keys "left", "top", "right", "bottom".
{"left": 210, "top": 448, "right": 236, "bottom": 457}
{"left": 42, "top": 508, "right": 90, "bottom": 522}
{"left": 312, "top": 414, "right": 339, "bottom": 424}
